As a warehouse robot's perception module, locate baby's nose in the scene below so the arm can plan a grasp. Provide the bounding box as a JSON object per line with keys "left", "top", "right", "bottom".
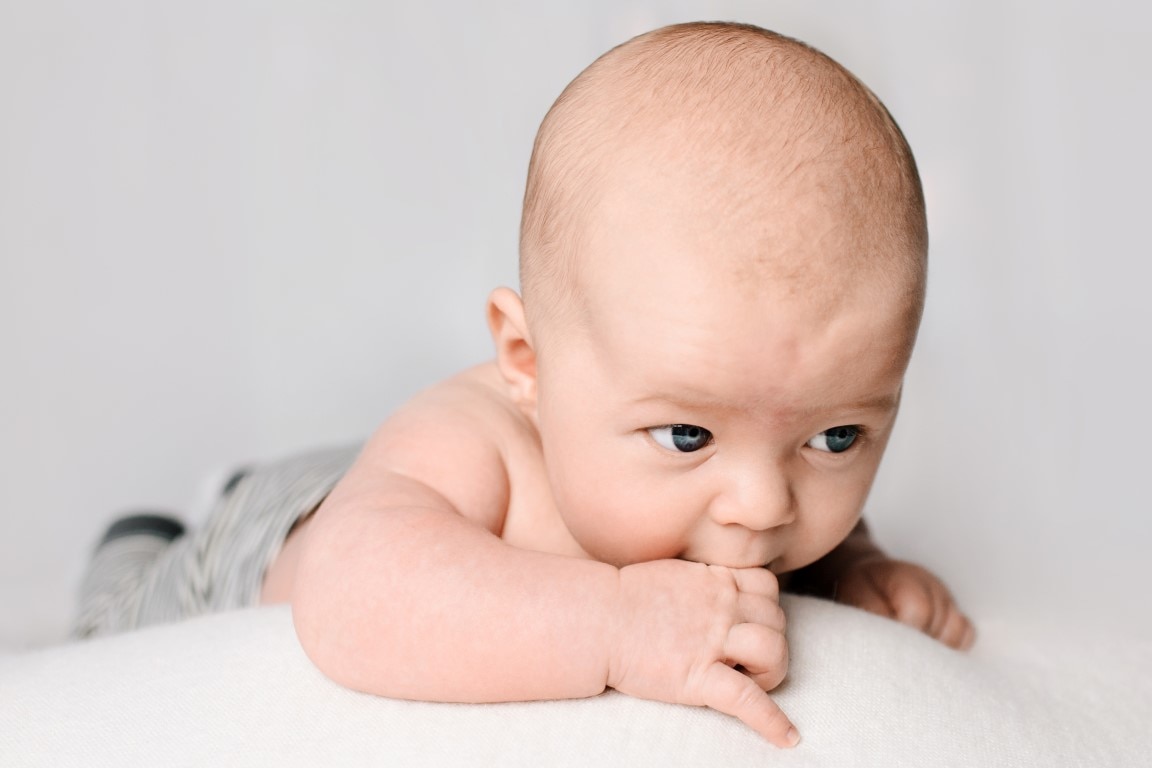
{"left": 709, "top": 466, "right": 796, "bottom": 530}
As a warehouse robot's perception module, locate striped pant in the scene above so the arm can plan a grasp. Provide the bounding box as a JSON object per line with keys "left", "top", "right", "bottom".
{"left": 73, "top": 444, "right": 360, "bottom": 638}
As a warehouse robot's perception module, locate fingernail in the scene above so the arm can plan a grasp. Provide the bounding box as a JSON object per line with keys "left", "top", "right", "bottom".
{"left": 786, "top": 727, "right": 801, "bottom": 747}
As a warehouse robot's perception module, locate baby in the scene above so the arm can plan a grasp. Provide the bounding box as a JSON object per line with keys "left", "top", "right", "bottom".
{"left": 76, "top": 21, "right": 972, "bottom": 750}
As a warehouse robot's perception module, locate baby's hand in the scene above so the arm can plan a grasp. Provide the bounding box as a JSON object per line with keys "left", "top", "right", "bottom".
{"left": 834, "top": 557, "right": 975, "bottom": 650}
{"left": 609, "top": 560, "right": 798, "bottom": 748}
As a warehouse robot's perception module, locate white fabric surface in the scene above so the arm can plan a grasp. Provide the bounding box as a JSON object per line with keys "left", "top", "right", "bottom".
{"left": 1, "top": 595, "right": 1149, "bottom": 767}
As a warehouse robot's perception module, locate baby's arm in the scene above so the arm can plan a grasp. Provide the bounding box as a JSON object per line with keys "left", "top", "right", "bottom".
{"left": 291, "top": 379, "right": 796, "bottom": 746}
{"left": 788, "top": 520, "right": 975, "bottom": 649}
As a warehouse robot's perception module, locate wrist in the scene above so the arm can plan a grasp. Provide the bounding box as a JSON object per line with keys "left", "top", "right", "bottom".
{"left": 604, "top": 564, "right": 624, "bottom": 692}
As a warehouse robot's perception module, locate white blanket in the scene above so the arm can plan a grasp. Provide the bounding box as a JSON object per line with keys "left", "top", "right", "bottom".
{"left": 2, "top": 596, "right": 1149, "bottom": 767}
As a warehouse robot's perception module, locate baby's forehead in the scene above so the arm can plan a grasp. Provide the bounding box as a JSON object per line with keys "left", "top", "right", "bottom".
{"left": 572, "top": 152, "right": 923, "bottom": 359}
{"left": 571, "top": 244, "right": 916, "bottom": 420}
{"left": 582, "top": 138, "right": 896, "bottom": 284}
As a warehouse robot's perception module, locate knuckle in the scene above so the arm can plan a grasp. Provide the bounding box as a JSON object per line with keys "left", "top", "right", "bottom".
{"left": 892, "top": 588, "right": 931, "bottom": 626}
{"left": 763, "top": 667, "right": 788, "bottom": 691}
{"left": 753, "top": 662, "right": 788, "bottom": 691}
{"left": 890, "top": 575, "right": 926, "bottom": 600}
{"left": 766, "top": 624, "right": 787, "bottom": 654}
{"left": 761, "top": 567, "right": 780, "bottom": 589}
{"left": 734, "top": 681, "right": 765, "bottom": 711}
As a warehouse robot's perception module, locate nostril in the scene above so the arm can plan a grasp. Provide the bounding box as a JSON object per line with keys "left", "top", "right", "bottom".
{"left": 710, "top": 500, "right": 795, "bottom": 531}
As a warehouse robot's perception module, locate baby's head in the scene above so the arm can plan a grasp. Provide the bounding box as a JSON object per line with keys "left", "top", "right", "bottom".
{"left": 489, "top": 22, "right": 927, "bottom": 572}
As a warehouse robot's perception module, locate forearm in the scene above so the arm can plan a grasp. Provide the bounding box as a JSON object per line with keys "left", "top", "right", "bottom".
{"left": 292, "top": 501, "right": 619, "bottom": 704}
{"left": 784, "top": 518, "right": 886, "bottom": 598}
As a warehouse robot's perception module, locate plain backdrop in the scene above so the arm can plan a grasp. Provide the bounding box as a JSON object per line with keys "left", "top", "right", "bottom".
{"left": 2, "top": 0, "right": 1149, "bottom": 649}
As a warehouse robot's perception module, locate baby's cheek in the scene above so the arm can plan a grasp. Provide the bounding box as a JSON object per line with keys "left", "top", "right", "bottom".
{"left": 780, "top": 520, "right": 855, "bottom": 573}
{"left": 799, "top": 483, "right": 869, "bottom": 555}
{"left": 566, "top": 482, "right": 687, "bottom": 565}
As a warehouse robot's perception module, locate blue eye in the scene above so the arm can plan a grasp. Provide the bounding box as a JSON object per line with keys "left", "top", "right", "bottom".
{"left": 648, "top": 424, "right": 713, "bottom": 453}
{"left": 807, "top": 426, "right": 860, "bottom": 453}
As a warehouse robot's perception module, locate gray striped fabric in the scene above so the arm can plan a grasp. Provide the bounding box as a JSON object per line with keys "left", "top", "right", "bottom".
{"left": 74, "top": 444, "right": 361, "bottom": 638}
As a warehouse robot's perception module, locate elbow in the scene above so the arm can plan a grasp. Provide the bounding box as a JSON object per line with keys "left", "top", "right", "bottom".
{"left": 290, "top": 577, "right": 347, "bottom": 687}
{"left": 289, "top": 548, "right": 372, "bottom": 692}
{"left": 291, "top": 580, "right": 382, "bottom": 693}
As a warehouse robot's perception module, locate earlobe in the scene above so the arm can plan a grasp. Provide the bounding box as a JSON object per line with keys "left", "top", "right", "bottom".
{"left": 486, "top": 287, "right": 538, "bottom": 408}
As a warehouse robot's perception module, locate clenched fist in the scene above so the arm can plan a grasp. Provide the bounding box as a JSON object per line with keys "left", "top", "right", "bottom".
{"left": 608, "top": 560, "right": 799, "bottom": 748}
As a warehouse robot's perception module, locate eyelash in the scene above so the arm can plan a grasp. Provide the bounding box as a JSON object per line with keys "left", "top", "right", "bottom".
{"left": 816, "top": 424, "right": 869, "bottom": 453}
{"left": 645, "top": 424, "right": 870, "bottom": 452}
{"left": 647, "top": 424, "right": 715, "bottom": 453}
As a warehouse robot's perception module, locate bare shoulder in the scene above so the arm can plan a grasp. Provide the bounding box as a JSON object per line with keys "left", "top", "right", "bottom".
{"left": 341, "top": 362, "right": 535, "bottom": 534}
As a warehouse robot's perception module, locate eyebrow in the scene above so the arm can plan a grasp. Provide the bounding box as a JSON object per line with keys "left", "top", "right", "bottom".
{"left": 627, "top": 391, "right": 736, "bottom": 412}
{"left": 802, "top": 393, "right": 901, "bottom": 415}
{"left": 628, "top": 391, "right": 900, "bottom": 416}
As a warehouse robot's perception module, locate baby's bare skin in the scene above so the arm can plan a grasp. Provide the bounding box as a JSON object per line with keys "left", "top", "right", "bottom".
{"left": 267, "top": 22, "right": 974, "bottom": 749}
{"left": 262, "top": 361, "right": 580, "bottom": 606}
{"left": 276, "top": 360, "right": 796, "bottom": 744}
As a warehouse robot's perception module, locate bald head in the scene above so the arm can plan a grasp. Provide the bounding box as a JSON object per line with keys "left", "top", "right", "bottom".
{"left": 519, "top": 22, "right": 927, "bottom": 345}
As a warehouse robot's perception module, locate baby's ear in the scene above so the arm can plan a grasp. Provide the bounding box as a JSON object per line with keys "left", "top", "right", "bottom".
{"left": 486, "top": 287, "right": 538, "bottom": 408}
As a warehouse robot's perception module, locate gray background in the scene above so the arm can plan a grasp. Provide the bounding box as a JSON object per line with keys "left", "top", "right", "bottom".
{"left": 2, "top": 1, "right": 1149, "bottom": 648}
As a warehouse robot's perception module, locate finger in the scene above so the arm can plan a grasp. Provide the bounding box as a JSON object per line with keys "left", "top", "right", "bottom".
{"left": 700, "top": 662, "right": 799, "bottom": 748}
{"left": 724, "top": 623, "right": 788, "bottom": 690}
{"left": 730, "top": 566, "right": 779, "bottom": 599}
{"left": 838, "top": 581, "right": 894, "bottom": 618}
{"left": 959, "top": 620, "right": 977, "bottom": 650}
{"left": 889, "top": 579, "right": 933, "bottom": 632}
{"left": 925, "top": 584, "right": 954, "bottom": 639}
{"left": 926, "top": 594, "right": 953, "bottom": 644}
{"left": 737, "top": 592, "right": 786, "bottom": 631}
{"left": 938, "top": 608, "right": 976, "bottom": 650}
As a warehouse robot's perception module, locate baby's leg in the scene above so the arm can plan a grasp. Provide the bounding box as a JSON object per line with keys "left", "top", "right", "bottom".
{"left": 72, "top": 513, "right": 187, "bottom": 638}
{"left": 72, "top": 445, "right": 360, "bottom": 639}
